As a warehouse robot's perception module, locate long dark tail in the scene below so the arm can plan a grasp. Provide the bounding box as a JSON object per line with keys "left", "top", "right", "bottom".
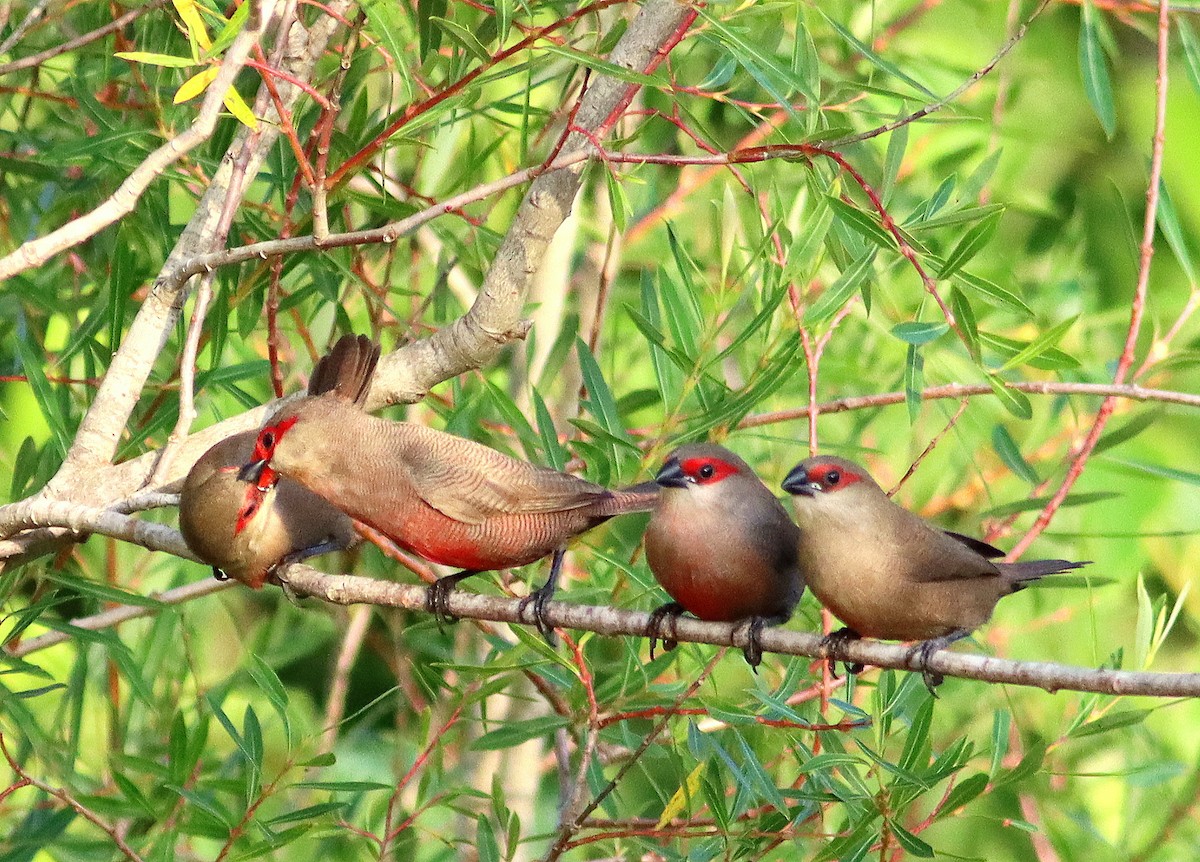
{"left": 597, "top": 481, "right": 661, "bottom": 516}
{"left": 999, "top": 559, "right": 1089, "bottom": 592}
{"left": 309, "top": 334, "right": 380, "bottom": 405}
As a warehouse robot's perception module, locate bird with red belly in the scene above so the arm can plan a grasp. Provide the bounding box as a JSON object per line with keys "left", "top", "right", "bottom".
{"left": 238, "top": 335, "right": 658, "bottom": 640}
{"left": 643, "top": 443, "right": 805, "bottom": 667}
{"left": 782, "top": 455, "right": 1087, "bottom": 690}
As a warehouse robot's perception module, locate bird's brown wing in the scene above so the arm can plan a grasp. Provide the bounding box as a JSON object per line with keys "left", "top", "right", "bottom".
{"left": 893, "top": 512, "right": 1001, "bottom": 582}
{"left": 403, "top": 433, "right": 606, "bottom": 524}
{"left": 942, "top": 530, "right": 1006, "bottom": 559}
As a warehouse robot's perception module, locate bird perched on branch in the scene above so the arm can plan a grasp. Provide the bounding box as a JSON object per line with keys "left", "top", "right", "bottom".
{"left": 238, "top": 334, "right": 658, "bottom": 640}
{"left": 179, "top": 400, "right": 360, "bottom": 589}
{"left": 781, "top": 455, "right": 1087, "bottom": 690}
{"left": 643, "top": 443, "right": 805, "bottom": 668}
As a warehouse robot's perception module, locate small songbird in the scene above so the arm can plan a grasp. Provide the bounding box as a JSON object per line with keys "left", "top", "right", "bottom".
{"left": 179, "top": 432, "right": 357, "bottom": 588}
{"left": 781, "top": 455, "right": 1087, "bottom": 689}
{"left": 643, "top": 443, "right": 805, "bottom": 668}
{"left": 238, "top": 335, "right": 658, "bottom": 639}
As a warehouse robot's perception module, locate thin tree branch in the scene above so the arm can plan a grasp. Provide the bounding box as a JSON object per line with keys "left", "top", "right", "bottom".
{"left": 246, "top": 564, "right": 1200, "bottom": 698}
{"left": 0, "top": 0, "right": 173, "bottom": 76}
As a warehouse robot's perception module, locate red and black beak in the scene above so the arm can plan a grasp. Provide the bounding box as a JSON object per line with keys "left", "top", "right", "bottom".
{"left": 781, "top": 464, "right": 818, "bottom": 497}
{"left": 238, "top": 459, "right": 275, "bottom": 491}
{"left": 655, "top": 457, "right": 691, "bottom": 489}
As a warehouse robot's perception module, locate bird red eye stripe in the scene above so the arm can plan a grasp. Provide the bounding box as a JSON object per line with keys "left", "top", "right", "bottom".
{"left": 254, "top": 415, "right": 298, "bottom": 458}
{"left": 810, "top": 462, "right": 861, "bottom": 489}
{"left": 680, "top": 457, "right": 738, "bottom": 483}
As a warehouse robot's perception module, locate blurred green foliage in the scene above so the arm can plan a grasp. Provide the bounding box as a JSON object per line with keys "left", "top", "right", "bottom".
{"left": 2, "top": 0, "right": 1200, "bottom": 859}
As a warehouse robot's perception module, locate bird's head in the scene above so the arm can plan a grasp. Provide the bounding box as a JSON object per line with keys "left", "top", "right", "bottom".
{"left": 781, "top": 456, "right": 871, "bottom": 500}
{"left": 237, "top": 415, "right": 298, "bottom": 490}
{"left": 654, "top": 443, "right": 751, "bottom": 496}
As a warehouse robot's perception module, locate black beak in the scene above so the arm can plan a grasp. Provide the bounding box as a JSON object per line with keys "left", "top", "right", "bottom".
{"left": 781, "top": 464, "right": 817, "bottom": 497}
{"left": 238, "top": 459, "right": 269, "bottom": 487}
{"left": 655, "top": 458, "right": 691, "bottom": 489}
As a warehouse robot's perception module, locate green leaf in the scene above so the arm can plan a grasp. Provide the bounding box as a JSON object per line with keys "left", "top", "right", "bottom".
{"left": 531, "top": 388, "right": 567, "bottom": 471}
{"left": 951, "top": 288, "right": 981, "bottom": 363}
{"left": 826, "top": 196, "right": 897, "bottom": 251}
{"left": 989, "top": 710, "right": 1011, "bottom": 778}
{"left": 889, "top": 820, "right": 934, "bottom": 857}
{"left": 819, "top": 12, "right": 937, "bottom": 99}
{"left": 891, "top": 322, "right": 948, "bottom": 346}
{"left": 980, "top": 491, "right": 1117, "bottom": 518}
{"left": 904, "top": 344, "right": 924, "bottom": 422}
{"left": 245, "top": 655, "right": 290, "bottom": 742}
{"left": 291, "top": 780, "right": 392, "bottom": 791}
{"left": 938, "top": 772, "right": 990, "bottom": 818}
{"left": 576, "top": 338, "right": 630, "bottom": 442}
{"left": 986, "top": 375, "right": 1032, "bottom": 420}
{"left": 42, "top": 572, "right": 163, "bottom": 608}
{"left": 1069, "top": 709, "right": 1152, "bottom": 738}
{"left": 265, "top": 802, "right": 348, "bottom": 826}
{"left": 1093, "top": 410, "right": 1162, "bottom": 456}
{"left": 1079, "top": 1, "right": 1116, "bottom": 138}
{"left": 477, "top": 814, "right": 500, "bottom": 862}
{"left": 15, "top": 338, "right": 71, "bottom": 459}
{"left": 114, "top": 51, "right": 197, "bottom": 68}
{"left": 992, "top": 425, "right": 1039, "bottom": 483}
{"left": 1154, "top": 178, "right": 1197, "bottom": 285}
{"left": 939, "top": 208, "right": 1002, "bottom": 279}
{"left": 998, "top": 316, "right": 1078, "bottom": 372}
{"left": 953, "top": 270, "right": 1033, "bottom": 316}
{"left": 804, "top": 250, "right": 875, "bottom": 324}
{"left": 470, "top": 715, "right": 571, "bottom": 750}
{"left": 1181, "top": 18, "right": 1200, "bottom": 96}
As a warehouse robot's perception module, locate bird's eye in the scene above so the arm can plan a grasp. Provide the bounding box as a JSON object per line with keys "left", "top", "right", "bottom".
{"left": 262, "top": 431, "right": 275, "bottom": 449}
{"left": 698, "top": 463, "right": 715, "bottom": 479}
{"left": 244, "top": 500, "right": 259, "bottom": 517}
{"left": 826, "top": 470, "right": 840, "bottom": 486}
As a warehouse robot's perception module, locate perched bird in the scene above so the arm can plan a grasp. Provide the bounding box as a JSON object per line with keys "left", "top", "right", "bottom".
{"left": 643, "top": 443, "right": 805, "bottom": 668}
{"left": 180, "top": 439, "right": 358, "bottom": 589}
{"left": 781, "top": 455, "right": 1087, "bottom": 689}
{"left": 238, "top": 335, "right": 658, "bottom": 639}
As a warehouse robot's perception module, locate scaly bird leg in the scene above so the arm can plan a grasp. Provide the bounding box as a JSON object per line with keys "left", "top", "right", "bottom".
{"left": 906, "top": 629, "right": 971, "bottom": 695}
{"left": 426, "top": 570, "right": 480, "bottom": 630}
{"left": 739, "top": 613, "right": 790, "bottom": 670}
{"left": 820, "top": 627, "right": 865, "bottom": 679}
{"left": 645, "top": 602, "right": 686, "bottom": 660}
{"left": 517, "top": 549, "right": 565, "bottom": 646}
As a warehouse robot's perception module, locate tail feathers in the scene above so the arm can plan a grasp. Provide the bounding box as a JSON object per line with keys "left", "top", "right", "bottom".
{"left": 1000, "top": 558, "right": 1089, "bottom": 591}
{"left": 310, "top": 334, "right": 380, "bottom": 405}
{"left": 599, "top": 481, "right": 661, "bottom": 516}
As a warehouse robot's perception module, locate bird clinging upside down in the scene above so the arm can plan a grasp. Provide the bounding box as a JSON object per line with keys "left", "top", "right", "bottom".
{"left": 238, "top": 334, "right": 658, "bottom": 639}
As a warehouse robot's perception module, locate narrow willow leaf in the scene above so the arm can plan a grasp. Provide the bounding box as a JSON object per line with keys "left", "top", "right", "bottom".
{"left": 531, "top": 388, "right": 566, "bottom": 471}
{"left": 953, "top": 270, "right": 1033, "bottom": 316}
{"left": 15, "top": 338, "right": 71, "bottom": 459}
{"left": 222, "top": 87, "right": 258, "bottom": 129}
{"left": 904, "top": 344, "right": 924, "bottom": 422}
{"left": 950, "top": 288, "right": 981, "bottom": 363}
{"left": 804, "top": 250, "right": 875, "bottom": 324}
{"left": 937, "top": 772, "right": 990, "bottom": 819}
{"left": 701, "top": 10, "right": 815, "bottom": 105}
{"left": 432, "top": 17, "right": 492, "bottom": 62}
{"left": 890, "top": 820, "right": 935, "bottom": 857}
{"left": 114, "top": 51, "right": 196, "bottom": 68}
{"left": 891, "top": 321, "right": 948, "bottom": 346}
{"left": 470, "top": 715, "right": 571, "bottom": 750}
{"left": 986, "top": 375, "right": 1033, "bottom": 419}
{"left": 908, "top": 202, "right": 1006, "bottom": 232}
{"left": 1181, "top": 19, "right": 1200, "bottom": 96}
{"left": 992, "top": 425, "right": 1039, "bottom": 483}
{"left": 173, "top": 0, "right": 212, "bottom": 51}
{"left": 1069, "top": 709, "right": 1153, "bottom": 738}
{"left": 989, "top": 711, "right": 1011, "bottom": 778}
{"left": 576, "top": 338, "right": 629, "bottom": 442}
{"left": 819, "top": 12, "right": 937, "bottom": 99}
{"left": 939, "top": 209, "right": 1002, "bottom": 279}
{"left": 207, "top": 0, "right": 249, "bottom": 56}
{"left": 826, "top": 196, "right": 897, "bottom": 251}
{"left": 174, "top": 66, "right": 218, "bottom": 103}
{"left": 1154, "top": 178, "right": 1197, "bottom": 285}
{"left": 998, "top": 316, "right": 1078, "bottom": 372}
{"left": 1093, "top": 410, "right": 1162, "bottom": 455}
{"left": 1079, "top": 0, "right": 1116, "bottom": 138}
{"left": 882, "top": 113, "right": 909, "bottom": 203}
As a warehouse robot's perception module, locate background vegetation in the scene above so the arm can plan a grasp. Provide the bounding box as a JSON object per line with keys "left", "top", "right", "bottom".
{"left": 2, "top": 0, "right": 1199, "bottom": 858}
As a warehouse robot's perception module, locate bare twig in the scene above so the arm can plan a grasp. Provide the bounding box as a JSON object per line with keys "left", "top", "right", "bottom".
{"left": 0, "top": 0, "right": 172, "bottom": 76}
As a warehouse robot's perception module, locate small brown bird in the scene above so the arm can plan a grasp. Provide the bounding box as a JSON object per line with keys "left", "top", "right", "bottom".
{"left": 238, "top": 335, "right": 658, "bottom": 639}
{"left": 643, "top": 444, "right": 805, "bottom": 668}
{"left": 781, "top": 455, "right": 1086, "bottom": 689}
{"left": 179, "top": 432, "right": 357, "bottom": 588}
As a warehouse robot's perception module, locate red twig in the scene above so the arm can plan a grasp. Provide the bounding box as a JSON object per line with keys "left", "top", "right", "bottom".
{"left": 1006, "top": 0, "right": 1168, "bottom": 559}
